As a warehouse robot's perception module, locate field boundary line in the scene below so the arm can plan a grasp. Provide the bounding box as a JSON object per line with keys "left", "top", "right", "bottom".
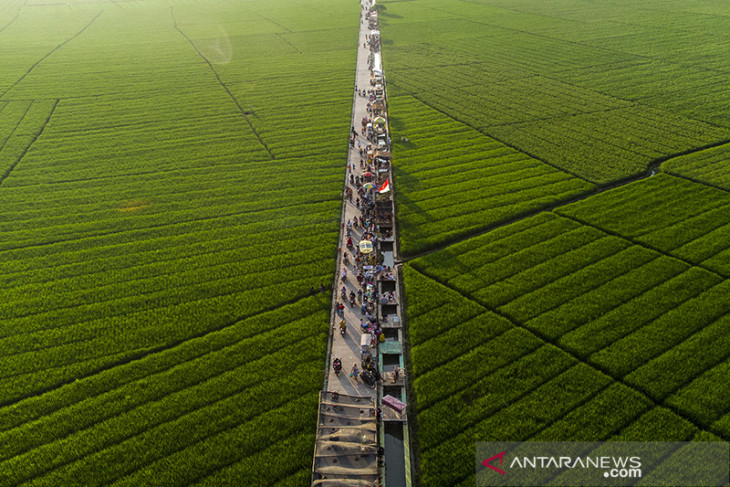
{"left": 400, "top": 143, "right": 730, "bottom": 262}
{"left": 405, "top": 264, "right": 727, "bottom": 442}
{"left": 398, "top": 167, "right": 572, "bottom": 208}
{"left": 418, "top": 350, "right": 579, "bottom": 454}
{"left": 0, "top": 260, "right": 329, "bottom": 343}
{"left": 479, "top": 105, "right": 629, "bottom": 130}
{"left": 7, "top": 376, "right": 317, "bottom": 485}
{"left": 499, "top": 245, "right": 656, "bottom": 323}
{"left": 0, "top": 0, "right": 26, "bottom": 33}
{"left": 413, "top": 328, "right": 539, "bottom": 403}
{"left": 0, "top": 316, "right": 323, "bottom": 440}
{"left": 0, "top": 12, "right": 101, "bottom": 100}
{"left": 0, "top": 222, "right": 335, "bottom": 288}
{"left": 0, "top": 229, "right": 335, "bottom": 303}
{"left": 0, "top": 199, "right": 337, "bottom": 255}
{"left": 0, "top": 292, "right": 328, "bottom": 410}
{"left": 556, "top": 212, "right": 728, "bottom": 279}
{"left": 437, "top": 3, "right": 730, "bottom": 81}
{"left": 390, "top": 92, "right": 594, "bottom": 182}
{"left": 0, "top": 100, "right": 32, "bottom": 154}
{"left": 409, "top": 225, "right": 605, "bottom": 296}
{"left": 0, "top": 98, "right": 58, "bottom": 188}
{"left": 632, "top": 327, "right": 730, "bottom": 405}
{"left": 0, "top": 272, "right": 330, "bottom": 358}
{"left": 663, "top": 168, "right": 730, "bottom": 195}
{"left": 171, "top": 7, "right": 275, "bottom": 160}
{"left": 183, "top": 430, "right": 314, "bottom": 487}
{"left": 274, "top": 32, "right": 302, "bottom": 54}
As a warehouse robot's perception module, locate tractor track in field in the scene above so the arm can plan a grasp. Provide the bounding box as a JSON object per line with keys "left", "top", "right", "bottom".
{"left": 171, "top": 7, "right": 275, "bottom": 160}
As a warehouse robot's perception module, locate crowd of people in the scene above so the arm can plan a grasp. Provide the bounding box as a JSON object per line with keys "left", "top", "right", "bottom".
{"left": 329, "top": 2, "right": 399, "bottom": 390}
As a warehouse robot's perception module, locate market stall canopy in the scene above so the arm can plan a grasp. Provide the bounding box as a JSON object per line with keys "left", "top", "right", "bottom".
{"left": 359, "top": 240, "right": 374, "bottom": 254}
{"left": 370, "top": 30, "right": 380, "bottom": 36}
{"left": 372, "top": 53, "right": 382, "bottom": 75}
{"left": 375, "top": 150, "right": 392, "bottom": 159}
{"left": 372, "top": 116, "right": 386, "bottom": 125}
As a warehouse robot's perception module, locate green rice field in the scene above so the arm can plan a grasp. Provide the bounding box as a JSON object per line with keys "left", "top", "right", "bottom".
{"left": 379, "top": 0, "right": 730, "bottom": 485}
{"left": 2, "top": 0, "right": 730, "bottom": 484}
{"left": 0, "top": 0, "right": 356, "bottom": 484}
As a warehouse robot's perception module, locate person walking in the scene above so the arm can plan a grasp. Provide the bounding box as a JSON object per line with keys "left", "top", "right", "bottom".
{"left": 351, "top": 363, "right": 360, "bottom": 381}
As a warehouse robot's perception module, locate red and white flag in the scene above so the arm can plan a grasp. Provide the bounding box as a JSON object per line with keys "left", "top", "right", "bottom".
{"left": 378, "top": 179, "right": 390, "bottom": 193}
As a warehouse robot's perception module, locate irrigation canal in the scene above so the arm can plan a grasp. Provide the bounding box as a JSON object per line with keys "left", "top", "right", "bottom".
{"left": 311, "top": 2, "right": 413, "bottom": 486}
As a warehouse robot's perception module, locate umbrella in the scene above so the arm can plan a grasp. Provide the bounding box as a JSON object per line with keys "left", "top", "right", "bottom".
{"left": 363, "top": 182, "right": 376, "bottom": 190}
{"left": 363, "top": 171, "right": 374, "bottom": 179}
{"left": 359, "top": 240, "right": 374, "bottom": 254}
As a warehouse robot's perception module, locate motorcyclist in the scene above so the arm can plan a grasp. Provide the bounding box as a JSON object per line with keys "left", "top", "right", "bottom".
{"left": 333, "top": 358, "right": 342, "bottom": 374}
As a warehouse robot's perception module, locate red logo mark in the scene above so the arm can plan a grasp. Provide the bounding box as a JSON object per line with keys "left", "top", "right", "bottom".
{"left": 482, "top": 451, "right": 507, "bottom": 475}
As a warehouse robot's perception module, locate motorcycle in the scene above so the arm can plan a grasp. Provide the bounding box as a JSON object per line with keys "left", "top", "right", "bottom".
{"left": 360, "top": 369, "right": 377, "bottom": 389}
{"left": 341, "top": 286, "right": 347, "bottom": 301}
{"left": 349, "top": 291, "right": 356, "bottom": 307}
{"left": 341, "top": 269, "right": 348, "bottom": 283}
{"left": 339, "top": 319, "right": 347, "bottom": 336}
{"left": 343, "top": 252, "right": 349, "bottom": 265}
{"left": 333, "top": 358, "right": 342, "bottom": 375}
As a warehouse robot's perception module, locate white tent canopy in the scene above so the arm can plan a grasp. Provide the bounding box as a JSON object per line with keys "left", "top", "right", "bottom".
{"left": 372, "top": 53, "right": 382, "bottom": 76}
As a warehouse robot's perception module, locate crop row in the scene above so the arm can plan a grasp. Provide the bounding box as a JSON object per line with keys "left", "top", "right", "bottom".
{"left": 409, "top": 209, "right": 730, "bottom": 403}
{"left": 0, "top": 237, "right": 334, "bottom": 327}
{"left": 381, "top": 0, "right": 730, "bottom": 184}
{"left": 664, "top": 142, "right": 730, "bottom": 190}
{"left": 0, "top": 214, "right": 336, "bottom": 292}
{"left": 389, "top": 95, "right": 594, "bottom": 255}
{"left": 0, "top": 1, "right": 360, "bottom": 483}
{"left": 0, "top": 99, "right": 56, "bottom": 178}
{"left": 557, "top": 174, "right": 730, "bottom": 276}
{"left": 403, "top": 266, "right": 725, "bottom": 486}
{"left": 0, "top": 295, "right": 330, "bottom": 486}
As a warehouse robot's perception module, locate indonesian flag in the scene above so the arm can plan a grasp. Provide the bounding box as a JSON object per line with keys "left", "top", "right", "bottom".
{"left": 378, "top": 178, "right": 391, "bottom": 194}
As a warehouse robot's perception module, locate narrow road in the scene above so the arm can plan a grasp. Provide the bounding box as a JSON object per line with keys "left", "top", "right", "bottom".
{"left": 325, "top": 0, "right": 378, "bottom": 398}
